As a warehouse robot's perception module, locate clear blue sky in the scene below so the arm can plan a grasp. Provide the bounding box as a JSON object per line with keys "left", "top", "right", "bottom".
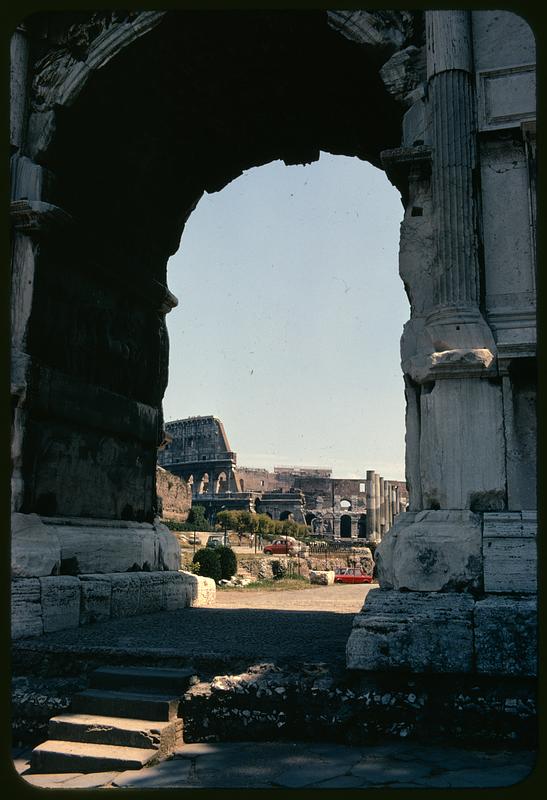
{"left": 164, "top": 153, "right": 409, "bottom": 480}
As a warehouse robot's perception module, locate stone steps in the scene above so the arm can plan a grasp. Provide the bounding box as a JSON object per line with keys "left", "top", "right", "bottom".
{"left": 29, "top": 665, "right": 189, "bottom": 774}
{"left": 90, "top": 665, "right": 195, "bottom": 695}
{"left": 30, "top": 740, "right": 159, "bottom": 774}
{"left": 48, "top": 713, "right": 182, "bottom": 753}
{"left": 71, "top": 688, "right": 180, "bottom": 721}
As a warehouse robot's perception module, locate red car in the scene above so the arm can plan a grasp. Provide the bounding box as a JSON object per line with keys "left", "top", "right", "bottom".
{"left": 263, "top": 539, "right": 298, "bottom": 555}
{"left": 334, "top": 567, "right": 373, "bottom": 584}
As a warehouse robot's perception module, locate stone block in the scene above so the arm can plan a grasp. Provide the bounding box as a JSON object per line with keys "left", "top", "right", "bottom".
{"left": 50, "top": 519, "right": 180, "bottom": 574}
{"left": 79, "top": 575, "right": 112, "bottom": 625}
{"left": 419, "top": 378, "right": 506, "bottom": 510}
{"left": 11, "top": 578, "right": 43, "bottom": 639}
{"left": 39, "top": 576, "right": 80, "bottom": 633}
{"left": 475, "top": 596, "right": 537, "bottom": 676}
{"left": 483, "top": 512, "right": 537, "bottom": 594}
{"left": 11, "top": 513, "right": 60, "bottom": 578}
{"left": 347, "top": 589, "right": 475, "bottom": 673}
{"left": 309, "top": 570, "right": 335, "bottom": 586}
{"left": 54, "top": 524, "right": 150, "bottom": 573}
{"left": 376, "top": 510, "right": 482, "bottom": 592}
{"left": 179, "top": 571, "right": 216, "bottom": 607}
{"left": 110, "top": 574, "right": 141, "bottom": 618}
{"left": 163, "top": 572, "right": 188, "bottom": 610}
{"left": 138, "top": 572, "right": 165, "bottom": 614}
{"left": 154, "top": 523, "right": 181, "bottom": 571}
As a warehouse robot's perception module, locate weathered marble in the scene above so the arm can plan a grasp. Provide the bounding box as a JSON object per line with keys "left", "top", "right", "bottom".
{"left": 41, "top": 518, "right": 180, "bottom": 574}
{"left": 347, "top": 590, "right": 475, "bottom": 673}
{"left": 11, "top": 577, "right": 43, "bottom": 639}
{"left": 474, "top": 596, "right": 537, "bottom": 676}
{"left": 179, "top": 571, "right": 216, "bottom": 607}
{"left": 483, "top": 512, "right": 537, "bottom": 594}
{"left": 163, "top": 572, "right": 188, "bottom": 611}
{"left": 375, "top": 510, "right": 482, "bottom": 592}
{"left": 137, "top": 572, "right": 165, "bottom": 615}
{"left": 39, "top": 576, "right": 80, "bottom": 633}
{"left": 78, "top": 575, "right": 112, "bottom": 625}
{"left": 109, "top": 574, "right": 141, "bottom": 619}
{"left": 11, "top": 513, "right": 60, "bottom": 578}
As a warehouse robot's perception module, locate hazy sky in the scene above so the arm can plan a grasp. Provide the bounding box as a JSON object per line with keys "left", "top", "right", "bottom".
{"left": 164, "top": 153, "right": 409, "bottom": 480}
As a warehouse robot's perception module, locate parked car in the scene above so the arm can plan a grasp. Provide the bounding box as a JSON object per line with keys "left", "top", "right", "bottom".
{"left": 206, "top": 535, "right": 224, "bottom": 549}
{"left": 334, "top": 567, "right": 373, "bottom": 584}
{"left": 263, "top": 538, "right": 303, "bottom": 555}
{"left": 186, "top": 533, "right": 202, "bottom": 545}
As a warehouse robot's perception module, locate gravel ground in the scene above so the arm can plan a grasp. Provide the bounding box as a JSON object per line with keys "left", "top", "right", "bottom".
{"left": 13, "top": 585, "right": 374, "bottom": 671}
{"left": 216, "top": 582, "right": 374, "bottom": 612}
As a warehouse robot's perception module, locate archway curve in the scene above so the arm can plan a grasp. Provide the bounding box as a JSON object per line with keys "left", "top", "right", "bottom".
{"left": 340, "top": 514, "right": 352, "bottom": 538}
{"left": 21, "top": 10, "right": 409, "bottom": 521}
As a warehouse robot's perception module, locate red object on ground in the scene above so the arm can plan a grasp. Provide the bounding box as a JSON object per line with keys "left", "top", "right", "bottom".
{"left": 334, "top": 567, "right": 373, "bottom": 584}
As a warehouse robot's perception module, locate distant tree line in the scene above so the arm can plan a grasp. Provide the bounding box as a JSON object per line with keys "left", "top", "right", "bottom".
{"left": 215, "top": 510, "right": 308, "bottom": 540}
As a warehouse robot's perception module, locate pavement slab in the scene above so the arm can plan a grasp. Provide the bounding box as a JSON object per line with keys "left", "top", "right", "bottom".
{"left": 273, "top": 763, "right": 353, "bottom": 788}
{"left": 23, "top": 771, "right": 120, "bottom": 789}
{"left": 13, "top": 740, "right": 538, "bottom": 790}
{"left": 312, "top": 774, "right": 366, "bottom": 788}
{"left": 350, "top": 759, "right": 435, "bottom": 783}
{"left": 407, "top": 763, "right": 535, "bottom": 788}
{"left": 113, "top": 759, "right": 192, "bottom": 788}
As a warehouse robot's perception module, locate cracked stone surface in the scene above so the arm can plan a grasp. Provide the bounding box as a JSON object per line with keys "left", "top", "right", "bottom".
{"left": 15, "top": 741, "right": 537, "bottom": 790}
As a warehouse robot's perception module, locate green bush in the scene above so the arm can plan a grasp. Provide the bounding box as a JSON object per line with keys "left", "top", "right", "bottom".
{"left": 216, "top": 546, "right": 237, "bottom": 580}
{"left": 192, "top": 548, "right": 221, "bottom": 582}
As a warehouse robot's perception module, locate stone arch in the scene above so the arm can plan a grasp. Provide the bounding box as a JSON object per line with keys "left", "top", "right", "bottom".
{"left": 340, "top": 498, "right": 352, "bottom": 511}
{"left": 215, "top": 471, "right": 228, "bottom": 493}
{"left": 197, "top": 473, "right": 209, "bottom": 495}
{"left": 10, "top": 11, "right": 538, "bottom": 686}
{"left": 340, "top": 514, "right": 352, "bottom": 538}
{"left": 17, "top": 10, "right": 408, "bottom": 522}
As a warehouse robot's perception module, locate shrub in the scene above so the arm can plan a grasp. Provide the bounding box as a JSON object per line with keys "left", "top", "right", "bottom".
{"left": 216, "top": 546, "right": 237, "bottom": 580}
{"left": 192, "top": 548, "right": 221, "bottom": 582}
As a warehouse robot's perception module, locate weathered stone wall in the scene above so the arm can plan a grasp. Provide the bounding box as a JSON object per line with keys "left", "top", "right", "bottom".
{"left": 182, "top": 664, "right": 536, "bottom": 747}
{"left": 11, "top": 571, "right": 215, "bottom": 640}
{"left": 156, "top": 466, "right": 191, "bottom": 522}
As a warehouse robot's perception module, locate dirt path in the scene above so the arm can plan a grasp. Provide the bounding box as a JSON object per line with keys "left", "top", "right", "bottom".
{"left": 215, "top": 583, "right": 376, "bottom": 613}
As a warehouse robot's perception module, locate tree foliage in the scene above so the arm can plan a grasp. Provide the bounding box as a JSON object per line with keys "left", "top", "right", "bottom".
{"left": 192, "top": 547, "right": 221, "bottom": 582}
{"left": 214, "top": 510, "right": 308, "bottom": 542}
{"left": 187, "top": 505, "right": 210, "bottom": 529}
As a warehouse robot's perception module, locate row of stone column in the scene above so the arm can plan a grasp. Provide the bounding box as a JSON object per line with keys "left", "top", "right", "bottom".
{"left": 365, "top": 471, "right": 402, "bottom": 541}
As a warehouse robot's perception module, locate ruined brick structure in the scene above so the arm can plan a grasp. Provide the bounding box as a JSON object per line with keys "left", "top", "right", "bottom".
{"left": 10, "top": 11, "right": 536, "bottom": 681}
{"left": 159, "top": 417, "right": 406, "bottom": 534}
{"left": 155, "top": 466, "right": 192, "bottom": 523}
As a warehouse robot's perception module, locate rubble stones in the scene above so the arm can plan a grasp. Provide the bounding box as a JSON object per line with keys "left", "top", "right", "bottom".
{"left": 309, "top": 570, "right": 335, "bottom": 586}
{"left": 180, "top": 662, "right": 536, "bottom": 746}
